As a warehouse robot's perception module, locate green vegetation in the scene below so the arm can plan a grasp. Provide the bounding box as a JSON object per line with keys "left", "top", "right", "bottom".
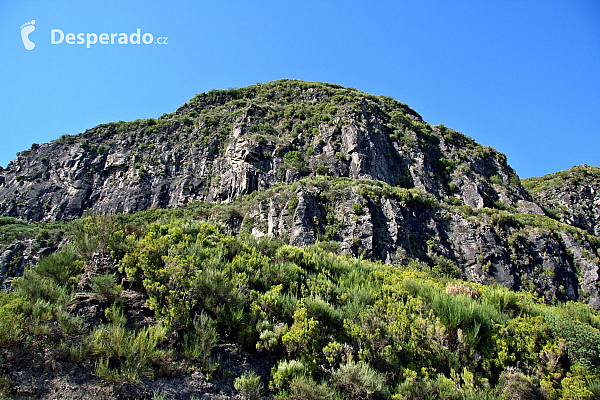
{"left": 1, "top": 210, "right": 599, "bottom": 399}
{"left": 283, "top": 150, "right": 308, "bottom": 173}
{"left": 235, "top": 371, "right": 263, "bottom": 400}
{"left": 522, "top": 165, "right": 600, "bottom": 194}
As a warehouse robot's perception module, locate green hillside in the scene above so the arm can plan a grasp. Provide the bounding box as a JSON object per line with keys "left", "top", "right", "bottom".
{"left": 1, "top": 209, "right": 599, "bottom": 399}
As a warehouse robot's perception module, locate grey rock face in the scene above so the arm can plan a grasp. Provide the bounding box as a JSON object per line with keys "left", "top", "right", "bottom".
{"left": 244, "top": 180, "right": 599, "bottom": 308}
{"left": 524, "top": 165, "right": 600, "bottom": 237}
{"left": 0, "top": 238, "right": 56, "bottom": 289}
{"left": 0, "top": 82, "right": 530, "bottom": 222}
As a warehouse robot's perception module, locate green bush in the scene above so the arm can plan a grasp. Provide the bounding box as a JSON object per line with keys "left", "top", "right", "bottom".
{"left": 278, "top": 376, "right": 337, "bottom": 400}
{"left": 271, "top": 359, "right": 307, "bottom": 391}
{"left": 70, "top": 215, "right": 119, "bottom": 258}
{"left": 430, "top": 288, "right": 504, "bottom": 348}
{"left": 0, "top": 293, "right": 26, "bottom": 345}
{"left": 544, "top": 313, "right": 600, "bottom": 373}
{"left": 13, "top": 269, "right": 69, "bottom": 307}
{"left": 315, "top": 165, "right": 329, "bottom": 175}
{"left": 487, "top": 316, "right": 554, "bottom": 376}
{"left": 588, "top": 379, "right": 600, "bottom": 399}
{"left": 331, "top": 361, "right": 387, "bottom": 400}
{"left": 182, "top": 311, "right": 219, "bottom": 370}
{"left": 481, "top": 285, "right": 520, "bottom": 316}
{"left": 281, "top": 301, "right": 321, "bottom": 369}
{"left": 35, "top": 249, "right": 84, "bottom": 289}
{"left": 559, "top": 301, "right": 600, "bottom": 330}
{"left": 397, "top": 374, "right": 462, "bottom": 400}
{"left": 283, "top": 151, "right": 307, "bottom": 172}
{"left": 89, "top": 273, "right": 122, "bottom": 303}
{"left": 234, "top": 371, "right": 262, "bottom": 400}
{"left": 495, "top": 369, "right": 542, "bottom": 400}
{"left": 89, "top": 305, "right": 168, "bottom": 383}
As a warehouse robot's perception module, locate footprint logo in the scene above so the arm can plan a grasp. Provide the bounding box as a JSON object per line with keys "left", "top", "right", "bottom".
{"left": 20, "top": 20, "right": 36, "bottom": 50}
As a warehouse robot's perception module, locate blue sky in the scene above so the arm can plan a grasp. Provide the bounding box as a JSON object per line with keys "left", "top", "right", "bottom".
{"left": 1, "top": 1, "right": 599, "bottom": 178}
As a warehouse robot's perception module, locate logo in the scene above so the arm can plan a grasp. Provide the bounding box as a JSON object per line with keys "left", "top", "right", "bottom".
{"left": 19, "top": 20, "right": 168, "bottom": 50}
{"left": 20, "top": 20, "right": 36, "bottom": 50}
{"left": 51, "top": 28, "right": 168, "bottom": 48}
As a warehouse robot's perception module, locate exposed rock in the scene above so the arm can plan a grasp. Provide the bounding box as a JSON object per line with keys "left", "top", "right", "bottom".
{"left": 242, "top": 179, "right": 599, "bottom": 307}
{"left": 523, "top": 165, "right": 600, "bottom": 236}
{"left": 0, "top": 81, "right": 529, "bottom": 222}
{"left": 0, "top": 238, "right": 56, "bottom": 290}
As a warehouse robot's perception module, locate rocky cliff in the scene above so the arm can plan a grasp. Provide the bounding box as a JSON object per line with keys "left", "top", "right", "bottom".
{"left": 235, "top": 177, "right": 599, "bottom": 308}
{"left": 0, "top": 80, "right": 533, "bottom": 221}
{"left": 523, "top": 165, "right": 600, "bottom": 237}
{"left": 0, "top": 80, "right": 598, "bottom": 308}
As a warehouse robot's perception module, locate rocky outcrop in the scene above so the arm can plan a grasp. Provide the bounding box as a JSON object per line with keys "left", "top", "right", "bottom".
{"left": 523, "top": 165, "right": 600, "bottom": 236}
{"left": 0, "top": 238, "right": 57, "bottom": 289}
{"left": 243, "top": 179, "right": 600, "bottom": 308}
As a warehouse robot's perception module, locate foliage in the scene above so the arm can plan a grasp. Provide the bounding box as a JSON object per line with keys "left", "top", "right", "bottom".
{"left": 331, "top": 360, "right": 387, "bottom": 400}
{"left": 182, "top": 311, "right": 219, "bottom": 370}
{"left": 34, "top": 248, "right": 84, "bottom": 289}
{"left": 283, "top": 151, "right": 308, "bottom": 173}
{"left": 271, "top": 359, "right": 307, "bottom": 391}
{"left": 0, "top": 213, "right": 599, "bottom": 397}
{"left": 234, "top": 371, "right": 263, "bottom": 400}
{"left": 278, "top": 376, "right": 338, "bottom": 400}
{"left": 89, "top": 272, "right": 122, "bottom": 303}
{"left": 89, "top": 305, "right": 168, "bottom": 383}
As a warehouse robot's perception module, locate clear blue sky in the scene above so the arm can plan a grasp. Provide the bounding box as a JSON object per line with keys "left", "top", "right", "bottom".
{"left": 1, "top": 1, "right": 599, "bottom": 178}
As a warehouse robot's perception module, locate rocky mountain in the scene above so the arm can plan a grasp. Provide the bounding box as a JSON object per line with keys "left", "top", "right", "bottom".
{"left": 0, "top": 80, "right": 532, "bottom": 221}
{"left": 0, "top": 79, "right": 599, "bottom": 309}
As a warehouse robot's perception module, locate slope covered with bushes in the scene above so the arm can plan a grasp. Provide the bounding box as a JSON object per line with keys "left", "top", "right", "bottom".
{"left": 1, "top": 212, "right": 599, "bottom": 399}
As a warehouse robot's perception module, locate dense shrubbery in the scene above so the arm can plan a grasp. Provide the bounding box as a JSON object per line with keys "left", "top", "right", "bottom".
{"left": 1, "top": 215, "right": 600, "bottom": 399}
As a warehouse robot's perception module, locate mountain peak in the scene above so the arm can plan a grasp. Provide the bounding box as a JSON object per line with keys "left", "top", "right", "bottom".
{"left": 0, "top": 80, "right": 527, "bottom": 221}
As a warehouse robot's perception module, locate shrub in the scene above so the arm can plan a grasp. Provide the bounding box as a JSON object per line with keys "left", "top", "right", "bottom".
{"left": 89, "top": 306, "right": 168, "bottom": 383}
{"left": 234, "top": 371, "right": 263, "bottom": 400}
{"left": 89, "top": 273, "right": 122, "bottom": 303}
{"left": 495, "top": 369, "right": 542, "bottom": 400}
{"left": 279, "top": 376, "right": 337, "bottom": 400}
{"left": 281, "top": 302, "right": 321, "bottom": 368}
{"left": 544, "top": 313, "right": 600, "bottom": 373}
{"left": 35, "top": 249, "right": 84, "bottom": 289}
{"left": 271, "top": 359, "right": 306, "bottom": 391}
{"left": 315, "top": 165, "right": 329, "bottom": 175}
{"left": 182, "top": 311, "right": 219, "bottom": 370}
{"left": 446, "top": 282, "right": 479, "bottom": 299}
{"left": 559, "top": 301, "right": 600, "bottom": 330}
{"left": 331, "top": 361, "right": 387, "bottom": 400}
{"left": 432, "top": 256, "right": 462, "bottom": 278}
{"left": 588, "top": 380, "right": 600, "bottom": 399}
{"left": 0, "top": 293, "right": 26, "bottom": 345}
{"left": 431, "top": 290, "right": 500, "bottom": 348}
{"left": 560, "top": 365, "right": 595, "bottom": 400}
{"left": 397, "top": 374, "right": 462, "bottom": 400}
{"left": 70, "top": 215, "right": 119, "bottom": 258}
{"left": 481, "top": 285, "right": 520, "bottom": 316}
{"left": 489, "top": 316, "right": 553, "bottom": 373}
{"left": 13, "top": 269, "right": 69, "bottom": 307}
{"left": 283, "top": 151, "right": 307, "bottom": 172}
